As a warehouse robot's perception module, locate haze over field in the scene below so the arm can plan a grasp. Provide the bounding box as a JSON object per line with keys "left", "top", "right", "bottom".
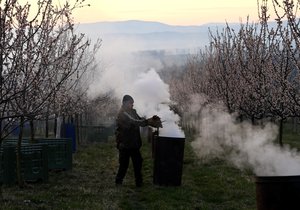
{"left": 78, "top": 20, "right": 194, "bottom": 137}
{"left": 79, "top": 19, "right": 300, "bottom": 175}
{"left": 81, "top": 20, "right": 217, "bottom": 100}
{"left": 76, "top": 20, "right": 216, "bottom": 53}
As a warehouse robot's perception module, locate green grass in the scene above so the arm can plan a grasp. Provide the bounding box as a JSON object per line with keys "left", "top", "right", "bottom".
{"left": 282, "top": 123, "right": 300, "bottom": 149}
{"left": 0, "top": 135, "right": 257, "bottom": 210}
{"left": 2, "top": 123, "right": 299, "bottom": 209}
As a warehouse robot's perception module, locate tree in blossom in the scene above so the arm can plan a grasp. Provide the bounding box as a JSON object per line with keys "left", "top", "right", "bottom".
{"left": 170, "top": 0, "right": 300, "bottom": 146}
{"left": 0, "top": 0, "right": 99, "bottom": 188}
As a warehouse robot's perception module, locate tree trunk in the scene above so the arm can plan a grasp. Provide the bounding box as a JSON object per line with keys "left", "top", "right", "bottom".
{"left": 0, "top": 119, "right": 2, "bottom": 141}
{"left": 45, "top": 104, "right": 50, "bottom": 138}
{"left": 0, "top": 183, "right": 2, "bottom": 201}
{"left": 279, "top": 119, "right": 284, "bottom": 147}
{"left": 69, "top": 115, "right": 74, "bottom": 124}
{"left": 45, "top": 114, "right": 49, "bottom": 138}
{"left": 0, "top": 137, "right": 2, "bottom": 200}
{"left": 29, "top": 118, "right": 35, "bottom": 143}
{"left": 80, "top": 113, "right": 83, "bottom": 143}
{"left": 60, "top": 115, "right": 66, "bottom": 138}
{"left": 17, "top": 116, "right": 25, "bottom": 188}
{"left": 251, "top": 116, "right": 255, "bottom": 125}
{"left": 54, "top": 115, "right": 57, "bottom": 137}
{"left": 75, "top": 113, "right": 79, "bottom": 145}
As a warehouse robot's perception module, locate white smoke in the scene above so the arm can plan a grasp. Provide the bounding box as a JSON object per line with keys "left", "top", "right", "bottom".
{"left": 88, "top": 48, "right": 184, "bottom": 138}
{"left": 190, "top": 94, "right": 300, "bottom": 176}
{"left": 129, "top": 69, "right": 184, "bottom": 138}
{"left": 88, "top": 52, "right": 163, "bottom": 99}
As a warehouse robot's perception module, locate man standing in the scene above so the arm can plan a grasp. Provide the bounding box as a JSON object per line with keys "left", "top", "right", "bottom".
{"left": 115, "top": 95, "right": 161, "bottom": 187}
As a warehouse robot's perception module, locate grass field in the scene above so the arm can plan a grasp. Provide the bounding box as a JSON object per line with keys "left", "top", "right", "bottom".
{"left": 1, "top": 124, "right": 299, "bottom": 210}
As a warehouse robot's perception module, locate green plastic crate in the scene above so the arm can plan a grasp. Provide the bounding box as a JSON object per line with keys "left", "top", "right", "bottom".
{"left": 0, "top": 143, "right": 48, "bottom": 185}
{"left": 20, "top": 144, "right": 48, "bottom": 182}
{"left": 0, "top": 145, "right": 16, "bottom": 185}
{"left": 3, "top": 138, "right": 72, "bottom": 170}
{"left": 36, "top": 138, "right": 72, "bottom": 170}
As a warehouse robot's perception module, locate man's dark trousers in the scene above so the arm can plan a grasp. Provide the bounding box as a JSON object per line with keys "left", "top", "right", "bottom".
{"left": 115, "top": 148, "right": 143, "bottom": 186}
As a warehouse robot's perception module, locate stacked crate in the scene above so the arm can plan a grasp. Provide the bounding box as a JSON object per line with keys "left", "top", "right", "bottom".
{"left": 0, "top": 138, "right": 72, "bottom": 185}
{"left": 36, "top": 138, "right": 72, "bottom": 170}
{"left": 19, "top": 144, "right": 48, "bottom": 182}
{"left": 0, "top": 145, "right": 15, "bottom": 185}
{"left": 0, "top": 142, "right": 48, "bottom": 185}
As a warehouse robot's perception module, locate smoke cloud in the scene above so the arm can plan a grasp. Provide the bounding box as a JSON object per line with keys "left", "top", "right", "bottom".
{"left": 130, "top": 69, "right": 184, "bottom": 138}
{"left": 191, "top": 94, "right": 300, "bottom": 176}
{"left": 88, "top": 45, "right": 184, "bottom": 138}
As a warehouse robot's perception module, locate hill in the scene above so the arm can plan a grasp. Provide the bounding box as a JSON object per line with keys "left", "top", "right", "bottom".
{"left": 75, "top": 20, "right": 241, "bottom": 52}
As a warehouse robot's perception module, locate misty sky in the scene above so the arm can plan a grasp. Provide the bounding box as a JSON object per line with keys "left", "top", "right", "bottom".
{"left": 74, "top": 0, "right": 259, "bottom": 25}
{"left": 20, "top": 0, "right": 263, "bottom": 25}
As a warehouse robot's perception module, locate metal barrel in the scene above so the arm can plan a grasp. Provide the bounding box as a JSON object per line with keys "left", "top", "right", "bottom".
{"left": 153, "top": 136, "right": 185, "bottom": 186}
{"left": 255, "top": 175, "right": 300, "bottom": 210}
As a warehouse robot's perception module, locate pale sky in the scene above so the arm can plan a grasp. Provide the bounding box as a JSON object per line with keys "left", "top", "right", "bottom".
{"left": 73, "top": 0, "right": 260, "bottom": 25}
{"left": 21, "top": 0, "right": 264, "bottom": 26}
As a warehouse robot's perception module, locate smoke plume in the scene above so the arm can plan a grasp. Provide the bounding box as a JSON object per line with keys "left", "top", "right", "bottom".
{"left": 190, "top": 94, "right": 300, "bottom": 176}
{"left": 88, "top": 49, "right": 184, "bottom": 138}
{"left": 130, "top": 69, "right": 184, "bottom": 138}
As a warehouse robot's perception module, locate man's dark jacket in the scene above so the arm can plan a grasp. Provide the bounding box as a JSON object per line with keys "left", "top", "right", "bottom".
{"left": 115, "top": 107, "right": 147, "bottom": 149}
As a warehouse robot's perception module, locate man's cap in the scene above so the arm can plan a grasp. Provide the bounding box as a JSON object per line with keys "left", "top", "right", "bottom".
{"left": 122, "top": 95, "right": 134, "bottom": 103}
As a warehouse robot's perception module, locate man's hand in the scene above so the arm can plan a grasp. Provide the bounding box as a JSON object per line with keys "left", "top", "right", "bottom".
{"left": 147, "top": 115, "right": 163, "bottom": 128}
